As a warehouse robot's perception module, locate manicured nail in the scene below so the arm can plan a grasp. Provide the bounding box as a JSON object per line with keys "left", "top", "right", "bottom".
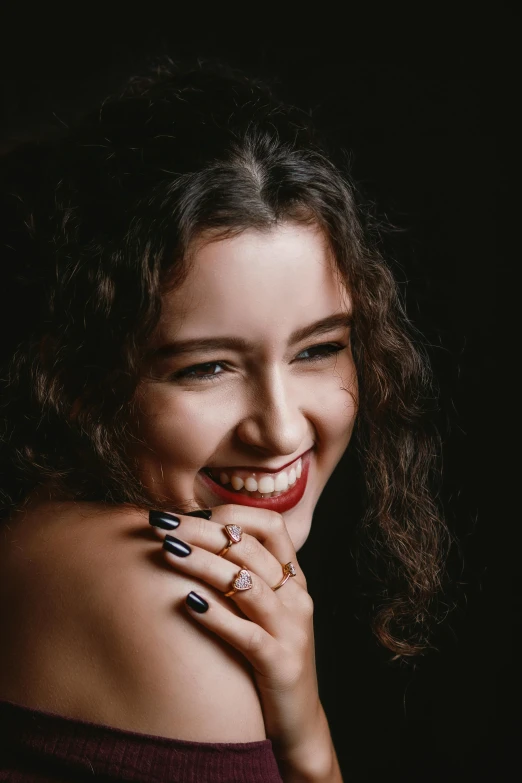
{"left": 163, "top": 535, "right": 191, "bottom": 557}
{"left": 186, "top": 591, "right": 209, "bottom": 613}
{"left": 149, "top": 510, "right": 181, "bottom": 530}
{"left": 186, "top": 509, "right": 212, "bottom": 520}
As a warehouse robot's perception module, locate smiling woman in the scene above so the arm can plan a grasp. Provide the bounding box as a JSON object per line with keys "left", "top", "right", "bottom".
{"left": 0, "top": 57, "right": 449, "bottom": 782}
{"left": 134, "top": 224, "right": 357, "bottom": 537}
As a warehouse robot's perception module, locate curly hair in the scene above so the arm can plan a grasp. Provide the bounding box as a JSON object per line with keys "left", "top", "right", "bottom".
{"left": 0, "top": 57, "right": 450, "bottom": 657}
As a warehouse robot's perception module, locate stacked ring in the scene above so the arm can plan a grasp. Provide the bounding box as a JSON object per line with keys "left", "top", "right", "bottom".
{"left": 272, "top": 561, "right": 297, "bottom": 591}
{"left": 217, "top": 524, "right": 243, "bottom": 557}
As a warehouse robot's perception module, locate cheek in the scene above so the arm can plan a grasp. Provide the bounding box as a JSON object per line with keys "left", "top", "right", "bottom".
{"left": 133, "top": 384, "right": 235, "bottom": 469}
{"left": 133, "top": 356, "right": 358, "bottom": 472}
{"left": 315, "top": 358, "right": 358, "bottom": 440}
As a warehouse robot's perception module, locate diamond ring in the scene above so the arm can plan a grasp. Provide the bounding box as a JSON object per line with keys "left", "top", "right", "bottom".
{"left": 272, "top": 562, "right": 297, "bottom": 591}
{"left": 217, "top": 524, "right": 243, "bottom": 557}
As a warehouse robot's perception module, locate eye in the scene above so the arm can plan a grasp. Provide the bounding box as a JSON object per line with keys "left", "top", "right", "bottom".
{"left": 296, "top": 343, "right": 347, "bottom": 362}
{"left": 170, "top": 343, "right": 347, "bottom": 383}
{"left": 172, "top": 361, "right": 226, "bottom": 381}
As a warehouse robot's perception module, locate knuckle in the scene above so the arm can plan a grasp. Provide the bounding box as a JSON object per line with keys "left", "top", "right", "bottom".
{"left": 246, "top": 626, "right": 266, "bottom": 656}
{"left": 240, "top": 534, "right": 261, "bottom": 559}
{"left": 221, "top": 504, "right": 243, "bottom": 524}
{"left": 193, "top": 516, "right": 208, "bottom": 539}
{"left": 199, "top": 550, "right": 217, "bottom": 576}
{"left": 267, "top": 510, "right": 285, "bottom": 535}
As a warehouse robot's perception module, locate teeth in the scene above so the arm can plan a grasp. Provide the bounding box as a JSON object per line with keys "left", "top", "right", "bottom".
{"left": 231, "top": 475, "right": 244, "bottom": 490}
{"left": 209, "top": 454, "right": 306, "bottom": 496}
{"left": 274, "top": 471, "right": 289, "bottom": 491}
{"left": 258, "top": 476, "right": 275, "bottom": 494}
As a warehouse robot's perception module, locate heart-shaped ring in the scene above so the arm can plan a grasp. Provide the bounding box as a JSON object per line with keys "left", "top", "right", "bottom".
{"left": 224, "top": 567, "right": 253, "bottom": 597}
{"left": 217, "top": 524, "right": 243, "bottom": 557}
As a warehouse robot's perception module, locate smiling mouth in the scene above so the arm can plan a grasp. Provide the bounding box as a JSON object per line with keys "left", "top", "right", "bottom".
{"left": 198, "top": 450, "right": 312, "bottom": 511}
{"left": 201, "top": 471, "right": 291, "bottom": 499}
{"left": 202, "top": 452, "right": 305, "bottom": 499}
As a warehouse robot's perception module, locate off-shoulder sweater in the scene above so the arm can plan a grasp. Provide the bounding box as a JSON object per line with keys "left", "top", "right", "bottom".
{"left": 0, "top": 701, "right": 283, "bottom": 782}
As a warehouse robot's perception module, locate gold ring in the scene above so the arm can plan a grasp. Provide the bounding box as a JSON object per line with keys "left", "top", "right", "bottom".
{"left": 272, "top": 562, "right": 297, "bottom": 591}
{"left": 217, "top": 524, "right": 243, "bottom": 557}
{"left": 224, "top": 567, "right": 253, "bottom": 597}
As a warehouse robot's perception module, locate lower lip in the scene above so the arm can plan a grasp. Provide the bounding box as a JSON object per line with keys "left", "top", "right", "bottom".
{"left": 198, "top": 451, "right": 312, "bottom": 513}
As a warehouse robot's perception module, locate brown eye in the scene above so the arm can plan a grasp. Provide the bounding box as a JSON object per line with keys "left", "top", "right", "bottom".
{"left": 296, "top": 343, "right": 346, "bottom": 362}
{"left": 173, "top": 362, "right": 225, "bottom": 381}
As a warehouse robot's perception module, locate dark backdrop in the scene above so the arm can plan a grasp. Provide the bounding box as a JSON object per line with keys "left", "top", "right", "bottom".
{"left": 0, "top": 15, "right": 502, "bottom": 783}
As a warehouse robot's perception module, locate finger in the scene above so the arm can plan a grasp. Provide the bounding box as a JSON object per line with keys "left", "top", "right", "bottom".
{"left": 148, "top": 510, "right": 226, "bottom": 550}
{"left": 148, "top": 508, "right": 305, "bottom": 588}
{"left": 149, "top": 510, "right": 251, "bottom": 564}
{"left": 149, "top": 506, "right": 302, "bottom": 583}
{"left": 162, "top": 537, "right": 291, "bottom": 636}
{"left": 183, "top": 589, "right": 280, "bottom": 678}
{"left": 210, "top": 505, "right": 297, "bottom": 565}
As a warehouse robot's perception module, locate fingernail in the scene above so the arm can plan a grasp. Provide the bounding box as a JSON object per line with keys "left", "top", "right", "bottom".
{"left": 186, "top": 509, "right": 212, "bottom": 520}
{"left": 186, "top": 591, "right": 209, "bottom": 613}
{"left": 149, "top": 511, "right": 181, "bottom": 531}
{"left": 163, "top": 535, "right": 191, "bottom": 557}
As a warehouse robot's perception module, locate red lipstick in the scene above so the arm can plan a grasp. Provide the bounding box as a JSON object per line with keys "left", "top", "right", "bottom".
{"left": 198, "top": 450, "right": 311, "bottom": 513}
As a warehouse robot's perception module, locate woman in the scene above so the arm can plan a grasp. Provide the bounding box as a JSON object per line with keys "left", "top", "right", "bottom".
{"left": 0, "top": 58, "right": 449, "bottom": 781}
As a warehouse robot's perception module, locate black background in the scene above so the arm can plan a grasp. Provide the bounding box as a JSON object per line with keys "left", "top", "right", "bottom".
{"left": 0, "top": 12, "right": 503, "bottom": 782}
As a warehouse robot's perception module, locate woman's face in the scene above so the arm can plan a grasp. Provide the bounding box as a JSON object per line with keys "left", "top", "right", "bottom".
{"left": 135, "top": 222, "right": 357, "bottom": 550}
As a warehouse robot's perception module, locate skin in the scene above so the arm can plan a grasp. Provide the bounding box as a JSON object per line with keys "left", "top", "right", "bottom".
{"left": 0, "top": 222, "right": 356, "bottom": 782}
{"left": 135, "top": 222, "right": 357, "bottom": 550}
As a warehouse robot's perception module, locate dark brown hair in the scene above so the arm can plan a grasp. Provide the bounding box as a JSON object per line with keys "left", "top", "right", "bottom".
{"left": 0, "top": 57, "right": 450, "bottom": 657}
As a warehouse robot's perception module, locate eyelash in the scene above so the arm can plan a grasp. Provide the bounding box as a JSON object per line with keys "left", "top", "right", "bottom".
{"left": 171, "top": 342, "right": 348, "bottom": 382}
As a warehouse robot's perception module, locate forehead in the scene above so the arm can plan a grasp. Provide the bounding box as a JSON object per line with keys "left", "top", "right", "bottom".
{"left": 158, "top": 223, "right": 350, "bottom": 339}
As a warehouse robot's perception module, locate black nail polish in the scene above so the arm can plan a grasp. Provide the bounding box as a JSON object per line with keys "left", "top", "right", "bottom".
{"left": 186, "top": 509, "right": 212, "bottom": 520}
{"left": 163, "top": 535, "right": 191, "bottom": 557}
{"left": 149, "top": 511, "right": 181, "bottom": 530}
{"left": 186, "top": 591, "right": 209, "bottom": 613}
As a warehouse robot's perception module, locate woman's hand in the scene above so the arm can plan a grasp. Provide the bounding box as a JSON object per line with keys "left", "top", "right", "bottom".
{"left": 150, "top": 504, "right": 342, "bottom": 783}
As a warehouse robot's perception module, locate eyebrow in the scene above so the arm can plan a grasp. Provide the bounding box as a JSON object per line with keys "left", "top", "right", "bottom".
{"left": 151, "top": 312, "right": 353, "bottom": 359}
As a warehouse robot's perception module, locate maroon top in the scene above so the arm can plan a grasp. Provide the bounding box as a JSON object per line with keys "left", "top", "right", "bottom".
{"left": 0, "top": 701, "right": 283, "bottom": 782}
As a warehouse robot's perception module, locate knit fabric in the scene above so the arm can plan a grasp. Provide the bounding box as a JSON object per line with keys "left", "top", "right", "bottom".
{"left": 0, "top": 701, "right": 283, "bottom": 782}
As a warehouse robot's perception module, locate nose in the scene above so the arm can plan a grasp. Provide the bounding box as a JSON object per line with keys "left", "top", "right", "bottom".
{"left": 235, "top": 367, "right": 310, "bottom": 457}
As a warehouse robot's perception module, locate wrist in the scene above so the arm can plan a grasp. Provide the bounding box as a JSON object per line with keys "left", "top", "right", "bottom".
{"left": 279, "top": 747, "right": 341, "bottom": 783}
{"left": 275, "top": 705, "right": 343, "bottom": 783}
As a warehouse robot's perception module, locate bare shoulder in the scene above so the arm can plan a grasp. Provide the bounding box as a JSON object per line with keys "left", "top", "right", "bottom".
{"left": 0, "top": 501, "right": 265, "bottom": 742}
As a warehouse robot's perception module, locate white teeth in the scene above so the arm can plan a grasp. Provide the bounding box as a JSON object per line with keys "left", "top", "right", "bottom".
{"left": 258, "top": 476, "right": 275, "bottom": 494}
{"left": 210, "top": 454, "right": 305, "bottom": 495}
{"left": 231, "top": 475, "right": 244, "bottom": 490}
{"left": 274, "top": 471, "right": 289, "bottom": 491}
